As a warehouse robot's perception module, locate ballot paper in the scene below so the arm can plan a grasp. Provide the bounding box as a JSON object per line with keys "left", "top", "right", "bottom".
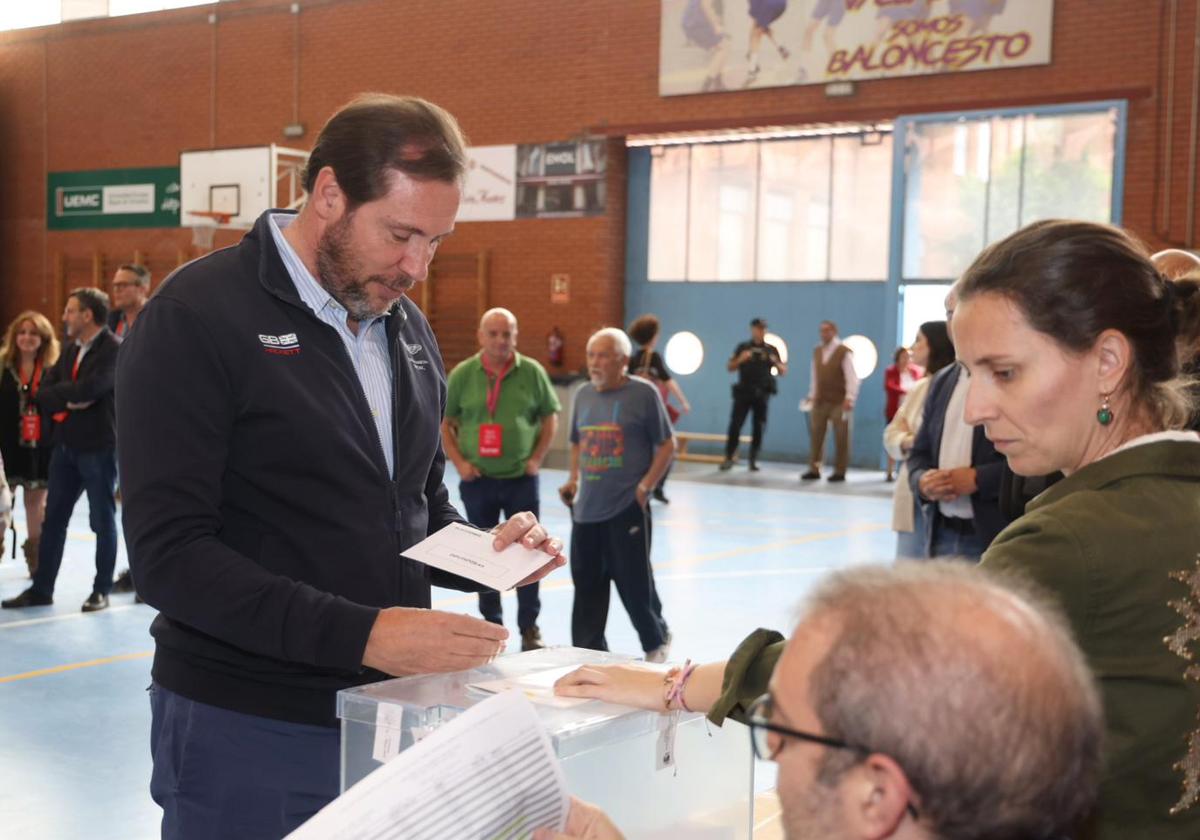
{"left": 402, "top": 522, "right": 548, "bottom": 591}
{"left": 286, "top": 689, "right": 568, "bottom": 840}
{"left": 468, "top": 664, "right": 594, "bottom": 709}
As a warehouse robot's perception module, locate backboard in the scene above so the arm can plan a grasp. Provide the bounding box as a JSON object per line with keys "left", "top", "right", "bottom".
{"left": 179, "top": 145, "right": 309, "bottom": 230}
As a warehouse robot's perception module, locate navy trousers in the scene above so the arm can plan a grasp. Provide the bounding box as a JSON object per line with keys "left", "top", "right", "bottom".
{"left": 570, "top": 501, "right": 669, "bottom": 653}
{"left": 149, "top": 684, "right": 340, "bottom": 840}
{"left": 459, "top": 473, "right": 542, "bottom": 631}
{"left": 32, "top": 444, "right": 118, "bottom": 598}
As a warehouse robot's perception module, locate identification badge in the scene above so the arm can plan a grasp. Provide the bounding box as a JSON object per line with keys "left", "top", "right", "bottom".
{"left": 19, "top": 412, "right": 41, "bottom": 445}
{"left": 478, "top": 423, "right": 504, "bottom": 458}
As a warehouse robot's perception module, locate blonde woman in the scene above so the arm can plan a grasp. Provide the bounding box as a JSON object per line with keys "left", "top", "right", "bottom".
{"left": 0, "top": 311, "right": 60, "bottom": 575}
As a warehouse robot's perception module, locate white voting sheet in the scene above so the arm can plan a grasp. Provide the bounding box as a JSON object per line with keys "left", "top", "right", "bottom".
{"left": 286, "top": 689, "right": 568, "bottom": 840}
{"left": 402, "top": 522, "right": 548, "bottom": 591}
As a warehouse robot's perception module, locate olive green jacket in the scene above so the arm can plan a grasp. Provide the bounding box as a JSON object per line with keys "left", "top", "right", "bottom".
{"left": 983, "top": 440, "right": 1200, "bottom": 840}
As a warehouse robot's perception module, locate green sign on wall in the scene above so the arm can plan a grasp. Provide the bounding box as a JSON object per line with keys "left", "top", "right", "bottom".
{"left": 47, "top": 166, "right": 181, "bottom": 230}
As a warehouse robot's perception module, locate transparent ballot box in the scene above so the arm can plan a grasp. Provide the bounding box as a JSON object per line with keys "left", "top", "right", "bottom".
{"left": 337, "top": 647, "right": 754, "bottom": 839}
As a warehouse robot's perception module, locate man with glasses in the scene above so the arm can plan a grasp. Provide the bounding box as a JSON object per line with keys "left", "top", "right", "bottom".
{"left": 544, "top": 562, "right": 1104, "bottom": 840}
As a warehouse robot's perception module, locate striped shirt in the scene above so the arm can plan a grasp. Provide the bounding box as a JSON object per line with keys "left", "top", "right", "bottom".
{"left": 268, "top": 213, "right": 394, "bottom": 476}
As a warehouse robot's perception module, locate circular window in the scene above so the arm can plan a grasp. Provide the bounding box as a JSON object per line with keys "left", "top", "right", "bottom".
{"left": 664, "top": 331, "right": 704, "bottom": 375}
{"left": 764, "top": 332, "right": 788, "bottom": 376}
{"left": 843, "top": 334, "right": 879, "bottom": 380}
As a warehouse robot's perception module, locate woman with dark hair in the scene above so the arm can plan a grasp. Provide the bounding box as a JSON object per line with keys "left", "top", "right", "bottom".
{"left": 628, "top": 314, "right": 690, "bottom": 502}
{"left": 953, "top": 220, "right": 1200, "bottom": 839}
{"left": 883, "top": 345, "right": 922, "bottom": 481}
{"left": 884, "top": 321, "right": 953, "bottom": 559}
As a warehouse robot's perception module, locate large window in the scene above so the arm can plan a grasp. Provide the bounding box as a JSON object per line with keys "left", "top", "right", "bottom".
{"left": 902, "top": 107, "right": 1118, "bottom": 282}
{"left": 647, "top": 130, "right": 892, "bottom": 282}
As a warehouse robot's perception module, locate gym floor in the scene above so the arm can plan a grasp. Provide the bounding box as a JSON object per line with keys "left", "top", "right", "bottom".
{"left": 0, "top": 461, "right": 897, "bottom": 840}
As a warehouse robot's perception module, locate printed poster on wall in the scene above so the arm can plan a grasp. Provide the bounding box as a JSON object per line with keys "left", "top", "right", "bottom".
{"left": 48, "top": 167, "right": 181, "bottom": 230}
{"left": 659, "top": 0, "right": 1054, "bottom": 96}
{"left": 458, "top": 145, "right": 517, "bottom": 222}
{"left": 515, "top": 140, "right": 607, "bottom": 219}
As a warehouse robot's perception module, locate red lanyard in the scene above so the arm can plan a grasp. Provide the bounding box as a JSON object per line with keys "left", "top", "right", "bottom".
{"left": 19, "top": 360, "right": 42, "bottom": 397}
{"left": 482, "top": 355, "right": 513, "bottom": 418}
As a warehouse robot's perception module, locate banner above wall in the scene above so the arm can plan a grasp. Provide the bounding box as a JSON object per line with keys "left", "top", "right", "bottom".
{"left": 456, "top": 140, "right": 608, "bottom": 222}
{"left": 458, "top": 145, "right": 518, "bottom": 222}
{"left": 660, "top": 0, "right": 1054, "bottom": 96}
{"left": 47, "top": 167, "right": 181, "bottom": 230}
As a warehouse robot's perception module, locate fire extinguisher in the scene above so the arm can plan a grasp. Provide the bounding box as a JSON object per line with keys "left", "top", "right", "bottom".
{"left": 547, "top": 326, "right": 564, "bottom": 368}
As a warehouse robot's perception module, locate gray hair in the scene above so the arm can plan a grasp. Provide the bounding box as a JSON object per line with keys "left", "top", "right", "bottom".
{"left": 479, "top": 307, "right": 517, "bottom": 330}
{"left": 800, "top": 562, "right": 1103, "bottom": 840}
{"left": 587, "top": 327, "right": 632, "bottom": 359}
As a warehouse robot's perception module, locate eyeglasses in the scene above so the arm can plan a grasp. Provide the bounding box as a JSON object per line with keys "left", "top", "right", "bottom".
{"left": 746, "top": 694, "right": 920, "bottom": 821}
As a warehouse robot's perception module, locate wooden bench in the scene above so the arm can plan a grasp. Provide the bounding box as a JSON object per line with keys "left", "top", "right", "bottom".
{"left": 675, "top": 431, "right": 752, "bottom": 464}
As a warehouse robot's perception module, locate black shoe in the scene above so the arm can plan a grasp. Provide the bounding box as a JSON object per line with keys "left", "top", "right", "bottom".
{"left": 749, "top": 460, "right": 760, "bottom": 472}
{"left": 719, "top": 458, "right": 735, "bottom": 471}
{"left": 112, "top": 569, "right": 135, "bottom": 593}
{"left": 652, "top": 489, "right": 669, "bottom": 503}
{"left": 2, "top": 587, "right": 53, "bottom": 608}
{"left": 81, "top": 591, "right": 109, "bottom": 612}
{"left": 828, "top": 473, "right": 847, "bottom": 483}
{"left": 521, "top": 626, "right": 545, "bottom": 652}
{"left": 800, "top": 470, "right": 820, "bottom": 480}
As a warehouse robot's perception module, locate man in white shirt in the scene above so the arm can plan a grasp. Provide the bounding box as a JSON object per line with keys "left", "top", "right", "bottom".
{"left": 801, "top": 320, "right": 859, "bottom": 482}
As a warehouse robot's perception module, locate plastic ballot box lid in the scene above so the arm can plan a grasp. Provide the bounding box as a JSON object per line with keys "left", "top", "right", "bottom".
{"left": 338, "top": 647, "right": 676, "bottom": 761}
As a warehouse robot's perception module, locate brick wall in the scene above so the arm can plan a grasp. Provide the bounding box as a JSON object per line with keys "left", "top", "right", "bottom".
{"left": 0, "top": 0, "right": 1194, "bottom": 367}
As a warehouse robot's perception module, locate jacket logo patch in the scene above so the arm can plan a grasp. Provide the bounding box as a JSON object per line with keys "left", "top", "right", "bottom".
{"left": 404, "top": 340, "right": 429, "bottom": 371}
{"left": 259, "top": 333, "right": 301, "bottom": 356}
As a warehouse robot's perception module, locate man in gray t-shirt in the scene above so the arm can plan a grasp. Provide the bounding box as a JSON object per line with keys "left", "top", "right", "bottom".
{"left": 560, "top": 328, "right": 675, "bottom": 660}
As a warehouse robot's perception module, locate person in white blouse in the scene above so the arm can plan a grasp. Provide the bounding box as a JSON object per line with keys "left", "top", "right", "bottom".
{"left": 883, "top": 321, "right": 954, "bottom": 559}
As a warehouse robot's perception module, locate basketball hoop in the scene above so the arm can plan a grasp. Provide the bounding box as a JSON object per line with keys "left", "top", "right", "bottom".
{"left": 187, "top": 210, "right": 233, "bottom": 251}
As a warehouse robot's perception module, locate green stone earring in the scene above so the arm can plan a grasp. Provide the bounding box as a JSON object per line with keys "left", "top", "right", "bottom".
{"left": 1097, "top": 393, "right": 1113, "bottom": 426}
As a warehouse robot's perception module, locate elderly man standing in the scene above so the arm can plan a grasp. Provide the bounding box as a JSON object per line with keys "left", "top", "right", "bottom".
{"left": 801, "top": 319, "right": 858, "bottom": 482}
{"left": 442, "top": 307, "right": 561, "bottom": 651}
{"left": 545, "top": 562, "right": 1105, "bottom": 840}
{"left": 560, "top": 328, "right": 674, "bottom": 662}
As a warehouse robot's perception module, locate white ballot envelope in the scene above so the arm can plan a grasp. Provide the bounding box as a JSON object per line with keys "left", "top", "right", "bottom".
{"left": 287, "top": 689, "right": 569, "bottom": 840}
{"left": 469, "top": 664, "right": 596, "bottom": 709}
{"left": 402, "top": 522, "right": 548, "bottom": 591}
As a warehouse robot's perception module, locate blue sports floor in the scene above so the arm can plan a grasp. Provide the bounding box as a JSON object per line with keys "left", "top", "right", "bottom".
{"left": 0, "top": 462, "right": 897, "bottom": 840}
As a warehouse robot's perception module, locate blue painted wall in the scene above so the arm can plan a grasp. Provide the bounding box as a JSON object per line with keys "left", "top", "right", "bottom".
{"left": 624, "top": 147, "right": 892, "bottom": 467}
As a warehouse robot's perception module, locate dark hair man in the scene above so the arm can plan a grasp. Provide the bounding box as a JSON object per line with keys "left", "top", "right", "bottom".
{"left": 721, "top": 317, "right": 786, "bottom": 471}
{"left": 108, "top": 263, "right": 151, "bottom": 339}
{"left": 3, "top": 287, "right": 120, "bottom": 613}
{"left": 801, "top": 319, "right": 858, "bottom": 482}
{"left": 115, "top": 94, "right": 565, "bottom": 839}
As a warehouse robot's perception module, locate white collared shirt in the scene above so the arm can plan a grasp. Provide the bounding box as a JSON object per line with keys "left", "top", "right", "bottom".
{"left": 937, "top": 370, "right": 974, "bottom": 519}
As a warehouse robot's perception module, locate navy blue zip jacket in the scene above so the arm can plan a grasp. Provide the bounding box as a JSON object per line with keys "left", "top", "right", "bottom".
{"left": 117, "top": 211, "right": 481, "bottom": 727}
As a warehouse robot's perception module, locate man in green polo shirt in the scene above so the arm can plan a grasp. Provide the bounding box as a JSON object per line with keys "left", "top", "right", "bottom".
{"left": 442, "top": 308, "right": 562, "bottom": 650}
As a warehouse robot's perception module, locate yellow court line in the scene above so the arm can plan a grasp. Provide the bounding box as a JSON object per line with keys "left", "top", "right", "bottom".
{"left": 0, "top": 651, "right": 152, "bottom": 684}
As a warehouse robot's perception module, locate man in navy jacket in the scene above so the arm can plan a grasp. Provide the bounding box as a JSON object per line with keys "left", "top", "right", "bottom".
{"left": 116, "top": 95, "right": 565, "bottom": 839}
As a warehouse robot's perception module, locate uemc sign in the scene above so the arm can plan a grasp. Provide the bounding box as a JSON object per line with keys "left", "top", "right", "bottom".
{"left": 55, "top": 183, "right": 156, "bottom": 217}
{"left": 48, "top": 167, "right": 180, "bottom": 230}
